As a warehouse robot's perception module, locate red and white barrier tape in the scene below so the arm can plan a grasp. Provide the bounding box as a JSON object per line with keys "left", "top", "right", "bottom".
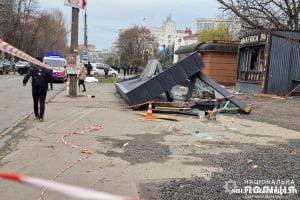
{"left": 0, "top": 172, "right": 143, "bottom": 200}
{"left": 0, "top": 38, "right": 51, "bottom": 69}
{"left": 0, "top": 124, "right": 143, "bottom": 200}
{"left": 92, "top": 94, "right": 235, "bottom": 110}
{"left": 38, "top": 124, "right": 104, "bottom": 199}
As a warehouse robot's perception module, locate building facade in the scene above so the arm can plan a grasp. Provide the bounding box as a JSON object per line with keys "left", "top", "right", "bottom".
{"left": 196, "top": 18, "right": 241, "bottom": 40}
{"left": 148, "top": 16, "right": 189, "bottom": 52}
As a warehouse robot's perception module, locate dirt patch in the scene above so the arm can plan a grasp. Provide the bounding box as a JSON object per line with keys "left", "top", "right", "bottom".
{"left": 236, "top": 96, "right": 300, "bottom": 131}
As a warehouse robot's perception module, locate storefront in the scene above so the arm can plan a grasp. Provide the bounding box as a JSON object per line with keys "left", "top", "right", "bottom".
{"left": 236, "top": 30, "right": 300, "bottom": 95}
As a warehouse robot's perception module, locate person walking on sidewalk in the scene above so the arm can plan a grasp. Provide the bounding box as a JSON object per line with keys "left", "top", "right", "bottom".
{"left": 78, "top": 63, "right": 87, "bottom": 92}
{"left": 23, "top": 64, "right": 53, "bottom": 122}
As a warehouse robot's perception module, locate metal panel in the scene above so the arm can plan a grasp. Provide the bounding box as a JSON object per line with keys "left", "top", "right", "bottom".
{"left": 289, "top": 41, "right": 300, "bottom": 88}
{"left": 267, "top": 30, "right": 300, "bottom": 94}
{"left": 156, "top": 70, "right": 176, "bottom": 90}
{"left": 144, "top": 77, "right": 165, "bottom": 98}
{"left": 168, "top": 63, "right": 188, "bottom": 83}
{"left": 115, "top": 52, "right": 205, "bottom": 105}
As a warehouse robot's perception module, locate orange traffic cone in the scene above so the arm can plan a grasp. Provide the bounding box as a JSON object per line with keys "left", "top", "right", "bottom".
{"left": 145, "top": 101, "right": 154, "bottom": 119}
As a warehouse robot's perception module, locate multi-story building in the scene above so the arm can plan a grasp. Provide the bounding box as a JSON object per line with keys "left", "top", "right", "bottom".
{"left": 148, "top": 15, "right": 189, "bottom": 52}
{"left": 173, "top": 30, "right": 199, "bottom": 63}
{"left": 88, "top": 49, "right": 117, "bottom": 64}
{"left": 196, "top": 18, "right": 242, "bottom": 40}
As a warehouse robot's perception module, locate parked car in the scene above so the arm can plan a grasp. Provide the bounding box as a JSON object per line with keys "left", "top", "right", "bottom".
{"left": 14, "top": 61, "right": 34, "bottom": 75}
{"left": 90, "top": 63, "right": 118, "bottom": 77}
{"left": 0, "top": 59, "right": 15, "bottom": 75}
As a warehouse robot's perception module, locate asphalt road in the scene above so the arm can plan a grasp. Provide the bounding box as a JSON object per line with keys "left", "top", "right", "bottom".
{"left": 0, "top": 73, "right": 65, "bottom": 150}
{"left": 0, "top": 74, "right": 32, "bottom": 134}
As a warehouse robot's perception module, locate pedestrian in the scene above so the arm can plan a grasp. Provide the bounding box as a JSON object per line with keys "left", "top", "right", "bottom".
{"left": 78, "top": 63, "right": 87, "bottom": 92}
{"left": 123, "top": 65, "right": 126, "bottom": 77}
{"left": 47, "top": 63, "right": 53, "bottom": 91}
{"left": 134, "top": 64, "right": 138, "bottom": 75}
{"left": 23, "top": 64, "right": 53, "bottom": 122}
{"left": 104, "top": 67, "right": 109, "bottom": 79}
{"left": 86, "top": 61, "right": 92, "bottom": 76}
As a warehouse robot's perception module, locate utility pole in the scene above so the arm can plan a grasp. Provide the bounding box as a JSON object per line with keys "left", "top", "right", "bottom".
{"left": 69, "top": 7, "right": 79, "bottom": 97}
{"left": 84, "top": 9, "right": 88, "bottom": 48}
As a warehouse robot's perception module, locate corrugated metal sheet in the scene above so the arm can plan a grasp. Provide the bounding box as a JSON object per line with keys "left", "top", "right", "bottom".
{"left": 267, "top": 30, "right": 300, "bottom": 94}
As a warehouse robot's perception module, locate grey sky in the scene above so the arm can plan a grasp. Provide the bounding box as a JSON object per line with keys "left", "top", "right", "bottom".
{"left": 38, "top": 0, "right": 221, "bottom": 50}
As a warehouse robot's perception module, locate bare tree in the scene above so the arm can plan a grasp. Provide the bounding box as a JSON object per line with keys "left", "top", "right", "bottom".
{"left": 0, "top": 0, "right": 39, "bottom": 46}
{"left": 115, "top": 25, "right": 158, "bottom": 65}
{"left": 34, "top": 9, "right": 69, "bottom": 57}
{"left": 0, "top": 1, "right": 68, "bottom": 58}
{"left": 217, "top": 0, "right": 300, "bottom": 30}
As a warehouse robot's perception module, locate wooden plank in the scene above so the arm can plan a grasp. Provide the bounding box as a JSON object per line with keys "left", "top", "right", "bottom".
{"left": 135, "top": 111, "right": 179, "bottom": 121}
{"left": 254, "top": 93, "right": 279, "bottom": 98}
{"left": 156, "top": 106, "right": 191, "bottom": 111}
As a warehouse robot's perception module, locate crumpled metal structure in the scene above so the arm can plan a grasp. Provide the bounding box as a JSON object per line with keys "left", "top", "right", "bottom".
{"left": 115, "top": 52, "right": 205, "bottom": 106}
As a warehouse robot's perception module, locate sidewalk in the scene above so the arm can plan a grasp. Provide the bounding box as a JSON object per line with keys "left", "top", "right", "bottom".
{"left": 1, "top": 81, "right": 300, "bottom": 200}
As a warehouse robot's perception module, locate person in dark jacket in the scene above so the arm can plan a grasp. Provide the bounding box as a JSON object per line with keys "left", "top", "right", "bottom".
{"left": 104, "top": 67, "right": 109, "bottom": 79}
{"left": 86, "top": 62, "right": 92, "bottom": 76}
{"left": 23, "top": 65, "right": 53, "bottom": 122}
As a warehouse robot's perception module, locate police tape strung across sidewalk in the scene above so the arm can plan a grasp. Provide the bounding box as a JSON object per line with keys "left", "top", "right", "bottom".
{"left": 88, "top": 94, "right": 236, "bottom": 110}
{"left": 0, "top": 38, "right": 51, "bottom": 69}
{"left": 0, "top": 172, "right": 143, "bottom": 200}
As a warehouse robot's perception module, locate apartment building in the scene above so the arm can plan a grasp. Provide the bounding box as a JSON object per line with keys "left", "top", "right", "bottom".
{"left": 197, "top": 18, "right": 241, "bottom": 39}
{"left": 148, "top": 15, "right": 189, "bottom": 51}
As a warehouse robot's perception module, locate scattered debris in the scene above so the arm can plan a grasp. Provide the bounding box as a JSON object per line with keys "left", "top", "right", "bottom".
{"left": 135, "top": 111, "right": 178, "bottom": 121}
{"left": 252, "top": 165, "right": 258, "bottom": 169}
{"left": 205, "top": 106, "right": 218, "bottom": 120}
{"left": 219, "top": 101, "right": 239, "bottom": 114}
{"left": 85, "top": 76, "right": 98, "bottom": 82}
{"left": 122, "top": 142, "right": 129, "bottom": 148}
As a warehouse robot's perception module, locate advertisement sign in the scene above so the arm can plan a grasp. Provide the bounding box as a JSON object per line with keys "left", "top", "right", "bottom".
{"left": 66, "top": 54, "right": 80, "bottom": 74}
{"left": 82, "top": 49, "right": 88, "bottom": 64}
{"left": 64, "top": 0, "right": 87, "bottom": 9}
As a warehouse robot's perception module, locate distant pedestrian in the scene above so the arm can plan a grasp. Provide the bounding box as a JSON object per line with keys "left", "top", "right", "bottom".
{"left": 127, "top": 65, "right": 131, "bottom": 75}
{"left": 86, "top": 61, "right": 92, "bottom": 76}
{"left": 104, "top": 67, "right": 109, "bottom": 79}
{"left": 78, "top": 63, "right": 86, "bottom": 92}
{"left": 134, "top": 64, "right": 138, "bottom": 75}
{"left": 123, "top": 65, "right": 126, "bottom": 77}
{"left": 47, "top": 63, "right": 53, "bottom": 90}
{"left": 23, "top": 65, "right": 53, "bottom": 122}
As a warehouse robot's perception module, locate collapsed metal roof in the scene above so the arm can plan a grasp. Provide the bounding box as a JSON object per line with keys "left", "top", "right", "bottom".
{"left": 115, "top": 52, "right": 251, "bottom": 113}
{"left": 115, "top": 52, "right": 205, "bottom": 106}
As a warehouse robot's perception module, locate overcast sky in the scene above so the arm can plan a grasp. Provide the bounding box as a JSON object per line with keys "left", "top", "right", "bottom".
{"left": 38, "top": 0, "right": 221, "bottom": 50}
